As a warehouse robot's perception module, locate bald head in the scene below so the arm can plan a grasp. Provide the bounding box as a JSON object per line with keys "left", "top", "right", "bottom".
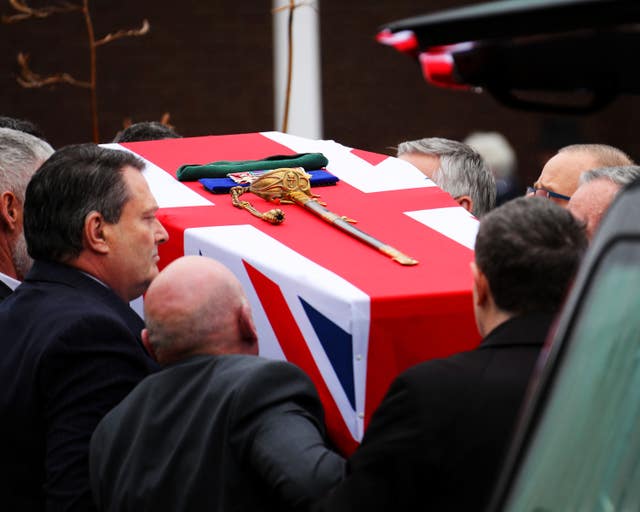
{"left": 143, "top": 256, "right": 258, "bottom": 365}
{"left": 568, "top": 178, "right": 620, "bottom": 240}
{"left": 567, "top": 164, "right": 640, "bottom": 240}
{"left": 535, "top": 144, "right": 632, "bottom": 206}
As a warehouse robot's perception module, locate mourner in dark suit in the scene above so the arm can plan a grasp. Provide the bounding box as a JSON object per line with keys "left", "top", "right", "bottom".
{"left": 314, "top": 197, "right": 588, "bottom": 512}
{"left": 0, "top": 144, "right": 168, "bottom": 511}
{"left": 90, "top": 255, "right": 345, "bottom": 512}
{"left": 0, "top": 127, "right": 53, "bottom": 302}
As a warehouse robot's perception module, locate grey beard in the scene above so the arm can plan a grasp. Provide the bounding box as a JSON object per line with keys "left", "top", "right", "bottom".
{"left": 11, "top": 232, "right": 33, "bottom": 280}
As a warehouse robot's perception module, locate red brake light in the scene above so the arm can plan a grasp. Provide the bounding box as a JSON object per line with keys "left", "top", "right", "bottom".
{"left": 376, "top": 29, "right": 419, "bottom": 56}
{"left": 419, "top": 43, "right": 475, "bottom": 90}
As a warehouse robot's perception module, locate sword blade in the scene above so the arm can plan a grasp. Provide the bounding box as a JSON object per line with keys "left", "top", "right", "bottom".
{"left": 288, "top": 191, "right": 418, "bottom": 266}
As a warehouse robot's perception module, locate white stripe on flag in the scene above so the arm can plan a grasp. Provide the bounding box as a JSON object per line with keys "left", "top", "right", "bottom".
{"left": 103, "top": 143, "right": 213, "bottom": 208}
{"left": 405, "top": 207, "right": 479, "bottom": 250}
{"left": 261, "top": 131, "right": 434, "bottom": 193}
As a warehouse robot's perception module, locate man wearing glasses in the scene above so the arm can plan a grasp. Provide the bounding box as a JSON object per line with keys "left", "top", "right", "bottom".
{"left": 527, "top": 143, "right": 632, "bottom": 205}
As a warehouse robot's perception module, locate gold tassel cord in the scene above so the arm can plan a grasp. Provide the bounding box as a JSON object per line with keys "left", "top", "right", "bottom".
{"left": 230, "top": 186, "right": 285, "bottom": 225}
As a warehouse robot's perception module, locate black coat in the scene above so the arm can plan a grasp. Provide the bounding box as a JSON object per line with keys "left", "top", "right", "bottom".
{"left": 0, "top": 260, "right": 159, "bottom": 511}
{"left": 316, "top": 312, "right": 553, "bottom": 512}
{"left": 90, "top": 354, "right": 345, "bottom": 512}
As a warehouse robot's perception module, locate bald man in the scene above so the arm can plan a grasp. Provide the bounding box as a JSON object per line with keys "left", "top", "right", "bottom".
{"left": 89, "top": 256, "right": 344, "bottom": 512}
{"left": 568, "top": 165, "right": 640, "bottom": 239}
{"left": 530, "top": 144, "right": 632, "bottom": 206}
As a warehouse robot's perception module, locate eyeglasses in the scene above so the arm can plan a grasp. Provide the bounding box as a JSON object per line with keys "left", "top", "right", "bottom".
{"left": 526, "top": 186, "right": 571, "bottom": 201}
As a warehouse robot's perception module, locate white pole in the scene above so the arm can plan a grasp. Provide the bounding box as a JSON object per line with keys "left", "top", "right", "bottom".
{"left": 272, "top": 0, "right": 323, "bottom": 139}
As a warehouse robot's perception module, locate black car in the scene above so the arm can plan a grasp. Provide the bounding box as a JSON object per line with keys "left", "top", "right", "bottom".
{"left": 378, "top": 0, "right": 640, "bottom": 114}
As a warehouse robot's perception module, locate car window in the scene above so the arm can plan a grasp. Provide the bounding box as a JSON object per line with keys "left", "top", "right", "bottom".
{"left": 504, "top": 239, "right": 640, "bottom": 511}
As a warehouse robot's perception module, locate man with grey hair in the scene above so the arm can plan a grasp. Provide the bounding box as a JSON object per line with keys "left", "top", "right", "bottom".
{"left": 397, "top": 137, "right": 496, "bottom": 217}
{"left": 0, "top": 127, "right": 53, "bottom": 299}
{"left": 568, "top": 165, "right": 640, "bottom": 239}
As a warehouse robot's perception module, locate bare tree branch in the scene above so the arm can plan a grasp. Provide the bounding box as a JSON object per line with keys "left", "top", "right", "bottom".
{"left": 16, "top": 52, "right": 91, "bottom": 89}
{"left": 95, "top": 19, "right": 150, "bottom": 47}
{"left": 5, "top": 0, "right": 158, "bottom": 142}
{"left": 2, "top": 0, "right": 81, "bottom": 24}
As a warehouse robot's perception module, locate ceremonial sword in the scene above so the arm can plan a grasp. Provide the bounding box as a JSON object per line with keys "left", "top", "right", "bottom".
{"left": 230, "top": 167, "right": 418, "bottom": 266}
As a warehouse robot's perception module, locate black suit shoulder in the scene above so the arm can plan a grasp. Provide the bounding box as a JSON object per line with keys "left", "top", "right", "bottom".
{"left": 91, "top": 355, "right": 344, "bottom": 512}
{"left": 233, "top": 357, "right": 322, "bottom": 409}
{"left": 0, "top": 261, "right": 157, "bottom": 512}
{"left": 316, "top": 313, "right": 553, "bottom": 512}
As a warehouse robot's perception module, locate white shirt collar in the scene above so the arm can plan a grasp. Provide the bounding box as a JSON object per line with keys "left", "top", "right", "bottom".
{"left": 79, "top": 270, "right": 109, "bottom": 288}
{"left": 0, "top": 271, "right": 20, "bottom": 291}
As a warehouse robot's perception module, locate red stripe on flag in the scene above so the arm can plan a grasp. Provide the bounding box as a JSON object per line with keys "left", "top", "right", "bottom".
{"left": 365, "top": 292, "right": 480, "bottom": 427}
{"left": 349, "top": 148, "right": 390, "bottom": 166}
{"left": 243, "top": 260, "right": 359, "bottom": 456}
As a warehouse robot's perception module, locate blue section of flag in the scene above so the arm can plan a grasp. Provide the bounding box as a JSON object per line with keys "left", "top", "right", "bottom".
{"left": 300, "top": 297, "right": 355, "bottom": 410}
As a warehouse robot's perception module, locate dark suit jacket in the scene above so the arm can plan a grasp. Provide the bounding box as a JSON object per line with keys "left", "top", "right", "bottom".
{"left": 90, "top": 354, "right": 345, "bottom": 512}
{"left": 0, "top": 260, "right": 159, "bottom": 511}
{"left": 315, "top": 312, "right": 553, "bottom": 512}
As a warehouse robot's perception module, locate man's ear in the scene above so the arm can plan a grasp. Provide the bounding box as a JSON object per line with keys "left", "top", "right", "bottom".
{"left": 83, "top": 211, "right": 109, "bottom": 254}
{"left": 238, "top": 301, "right": 259, "bottom": 355}
{"left": 455, "top": 195, "right": 474, "bottom": 214}
{"left": 471, "top": 261, "right": 489, "bottom": 308}
{"left": 141, "top": 328, "right": 158, "bottom": 361}
{"left": 0, "top": 191, "right": 20, "bottom": 231}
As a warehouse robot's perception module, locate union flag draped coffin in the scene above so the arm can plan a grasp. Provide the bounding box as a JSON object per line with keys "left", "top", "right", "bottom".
{"left": 107, "top": 131, "right": 481, "bottom": 455}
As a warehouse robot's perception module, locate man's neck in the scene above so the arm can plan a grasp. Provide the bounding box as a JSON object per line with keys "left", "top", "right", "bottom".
{"left": 68, "top": 255, "right": 136, "bottom": 304}
{"left": 478, "top": 308, "right": 513, "bottom": 338}
{"left": 0, "top": 239, "right": 18, "bottom": 282}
